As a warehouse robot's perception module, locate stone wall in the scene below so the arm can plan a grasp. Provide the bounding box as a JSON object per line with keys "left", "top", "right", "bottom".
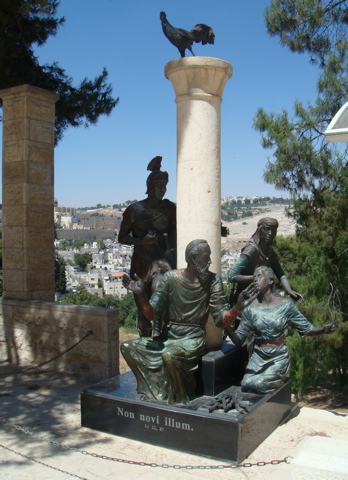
{"left": 0, "top": 85, "right": 120, "bottom": 380}
{"left": 0, "top": 298, "right": 119, "bottom": 380}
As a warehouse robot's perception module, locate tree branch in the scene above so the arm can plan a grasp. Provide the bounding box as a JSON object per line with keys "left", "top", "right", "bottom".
{"left": 324, "top": 0, "right": 347, "bottom": 15}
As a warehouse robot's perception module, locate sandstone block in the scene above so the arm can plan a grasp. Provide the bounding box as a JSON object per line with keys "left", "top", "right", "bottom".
{"left": 27, "top": 184, "right": 54, "bottom": 205}
{"left": 3, "top": 118, "right": 27, "bottom": 142}
{"left": 3, "top": 184, "right": 24, "bottom": 205}
{"left": 2, "top": 291, "right": 32, "bottom": 301}
{"left": 27, "top": 96, "right": 56, "bottom": 123}
{"left": 2, "top": 227, "right": 24, "bottom": 249}
{"left": 26, "top": 226, "right": 54, "bottom": 249}
{"left": 26, "top": 269, "right": 54, "bottom": 291}
{"left": 28, "top": 248, "right": 54, "bottom": 270}
{"left": 29, "top": 119, "right": 54, "bottom": 144}
{"left": 28, "top": 162, "right": 53, "bottom": 185}
{"left": 3, "top": 140, "right": 24, "bottom": 163}
{"left": 13, "top": 308, "right": 50, "bottom": 331}
{"left": 55, "top": 313, "right": 102, "bottom": 341}
{"left": 27, "top": 141, "right": 53, "bottom": 164}
{"left": 3, "top": 269, "right": 24, "bottom": 292}
{"left": 2, "top": 96, "right": 25, "bottom": 120}
{"left": 2, "top": 248, "right": 25, "bottom": 270}
{"left": 2, "top": 206, "right": 25, "bottom": 227}
{"left": 0, "top": 298, "right": 119, "bottom": 378}
{"left": 30, "top": 290, "right": 55, "bottom": 303}
{"left": 2, "top": 162, "right": 26, "bottom": 184}
{"left": 27, "top": 205, "right": 54, "bottom": 227}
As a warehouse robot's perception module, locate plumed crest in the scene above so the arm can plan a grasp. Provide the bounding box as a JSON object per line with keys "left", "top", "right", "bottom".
{"left": 147, "top": 156, "right": 163, "bottom": 172}
{"left": 191, "top": 24, "right": 215, "bottom": 45}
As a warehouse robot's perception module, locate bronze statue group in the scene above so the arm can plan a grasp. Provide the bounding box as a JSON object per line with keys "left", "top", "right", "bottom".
{"left": 119, "top": 159, "right": 337, "bottom": 408}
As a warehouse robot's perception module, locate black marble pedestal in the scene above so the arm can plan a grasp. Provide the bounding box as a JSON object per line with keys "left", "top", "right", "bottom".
{"left": 81, "top": 372, "right": 292, "bottom": 463}
{"left": 197, "top": 340, "right": 248, "bottom": 396}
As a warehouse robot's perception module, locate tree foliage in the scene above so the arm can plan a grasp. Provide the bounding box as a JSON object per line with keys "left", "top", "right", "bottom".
{"left": 0, "top": 229, "right": 2, "bottom": 296}
{"left": 256, "top": 1, "right": 348, "bottom": 200}
{"left": 0, "top": 0, "right": 119, "bottom": 142}
{"left": 221, "top": 197, "right": 289, "bottom": 222}
{"left": 71, "top": 239, "right": 85, "bottom": 251}
{"left": 74, "top": 252, "right": 92, "bottom": 271}
{"left": 117, "top": 293, "right": 138, "bottom": 330}
{"left": 253, "top": 1, "right": 348, "bottom": 394}
{"left": 273, "top": 236, "right": 348, "bottom": 396}
{"left": 58, "top": 285, "right": 119, "bottom": 308}
{"left": 54, "top": 251, "right": 66, "bottom": 293}
{"left": 265, "top": 0, "right": 348, "bottom": 66}
{"left": 254, "top": 0, "right": 348, "bottom": 301}
{"left": 58, "top": 286, "right": 137, "bottom": 330}
{"left": 97, "top": 240, "right": 105, "bottom": 251}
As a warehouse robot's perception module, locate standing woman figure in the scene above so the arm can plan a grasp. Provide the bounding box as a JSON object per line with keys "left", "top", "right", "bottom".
{"left": 228, "top": 217, "right": 302, "bottom": 305}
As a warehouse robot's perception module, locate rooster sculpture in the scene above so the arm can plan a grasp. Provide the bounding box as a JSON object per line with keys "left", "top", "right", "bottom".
{"left": 160, "top": 11, "right": 215, "bottom": 58}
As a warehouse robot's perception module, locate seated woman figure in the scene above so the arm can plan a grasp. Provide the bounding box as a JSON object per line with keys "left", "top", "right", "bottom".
{"left": 232, "top": 266, "right": 337, "bottom": 395}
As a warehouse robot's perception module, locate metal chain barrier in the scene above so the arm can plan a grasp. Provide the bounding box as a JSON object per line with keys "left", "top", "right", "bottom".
{"left": 0, "top": 443, "right": 90, "bottom": 480}
{"left": 0, "top": 329, "right": 94, "bottom": 377}
{"left": 0, "top": 416, "right": 290, "bottom": 470}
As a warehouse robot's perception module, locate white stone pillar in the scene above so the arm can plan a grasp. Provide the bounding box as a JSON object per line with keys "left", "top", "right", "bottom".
{"left": 165, "top": 57, "right": 232, "bottom": 348}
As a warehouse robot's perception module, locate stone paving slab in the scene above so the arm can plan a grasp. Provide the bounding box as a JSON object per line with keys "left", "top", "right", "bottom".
{"left": 290, "top": 436, "right": 348, "bottom": 480}
{"left": 0, "top": 369, "right": 347, "bottom": 480}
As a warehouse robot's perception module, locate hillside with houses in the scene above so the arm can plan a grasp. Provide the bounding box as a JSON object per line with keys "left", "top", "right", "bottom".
{"left": 54, "top": 197, "right": 293, "bottom": 298}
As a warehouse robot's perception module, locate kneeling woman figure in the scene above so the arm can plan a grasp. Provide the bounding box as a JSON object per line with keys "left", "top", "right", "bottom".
{"left": 233, "top": 266, "right": 337, "bottom": 395}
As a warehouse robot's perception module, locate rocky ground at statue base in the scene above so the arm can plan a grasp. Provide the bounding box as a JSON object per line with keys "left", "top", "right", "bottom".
{"left": 298, "top": 383, "right": 348, "bottom": 414}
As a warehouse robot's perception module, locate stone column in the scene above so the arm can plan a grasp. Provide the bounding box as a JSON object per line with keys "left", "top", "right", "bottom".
{"left": 0, "top": 84, "right": 59, "bottom": 302}
{"left": 165, "top": 57, "right": 232, "bottom": 348}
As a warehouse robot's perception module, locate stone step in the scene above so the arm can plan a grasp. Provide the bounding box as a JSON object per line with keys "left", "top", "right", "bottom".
{"left": 291, "top": 436, "right": 348, "bottom": 480}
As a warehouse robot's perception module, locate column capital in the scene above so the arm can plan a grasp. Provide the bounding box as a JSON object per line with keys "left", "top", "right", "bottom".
{"left": 0, "top": 84, "right": 60, "bottom": 103}
{"left": 165, "top": 57, "right": 232, "bottom": 101}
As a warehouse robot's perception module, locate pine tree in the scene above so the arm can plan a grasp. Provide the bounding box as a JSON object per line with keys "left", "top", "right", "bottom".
{"left": 254, "top": 0, "right": 348, "bottom": 303}
{"left": 254, "top": 1, "right": 348, "bottom": 392}
{"left": 256, "top": 1, "right": 348, "bottom": 199}
{"left": 0, "top": 0, "right": 119, "bottom": 143}
{"left": 264, "top": 0, "right": 348, "bottom": 66}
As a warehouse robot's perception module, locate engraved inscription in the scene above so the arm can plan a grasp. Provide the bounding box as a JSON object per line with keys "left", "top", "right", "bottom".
{"left": 117, "top": 407, "right": 135, "bottom": 419}
{"left": 165, "top": 417, "right": 194, "bottom": 431}
{"left": 139, "top": 414, "right": 160, "bottom": 424}
{"left": 115, "top": 405, "right": 194, "bottom": 432}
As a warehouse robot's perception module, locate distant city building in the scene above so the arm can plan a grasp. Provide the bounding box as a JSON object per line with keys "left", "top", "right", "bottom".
{"left": 221, "top": 252, "right": 240, "bottom": 280}
{"left": 59, "top": 241, "right": 132, "bottom": 297}
{"left": 54, "top": 205, "right": 122, "bottom": 230}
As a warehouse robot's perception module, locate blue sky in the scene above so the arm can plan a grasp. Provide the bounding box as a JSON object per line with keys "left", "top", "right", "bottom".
{"left": 1, "top": 0, "right": 320, "bottom": 207}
